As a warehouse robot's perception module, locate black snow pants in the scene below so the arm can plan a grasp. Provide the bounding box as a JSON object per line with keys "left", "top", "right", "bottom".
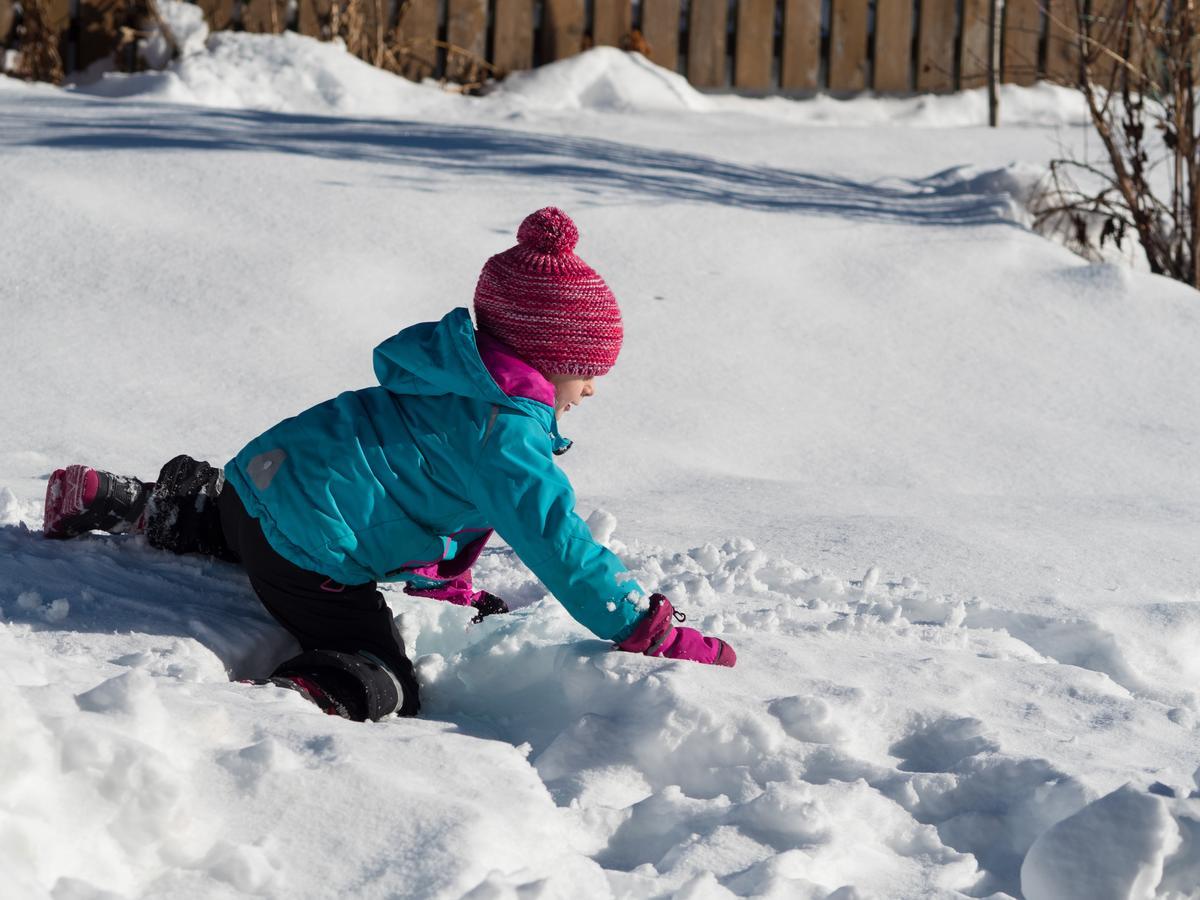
{"left": 145, "top": 455, "right": 420, "bottom": 717}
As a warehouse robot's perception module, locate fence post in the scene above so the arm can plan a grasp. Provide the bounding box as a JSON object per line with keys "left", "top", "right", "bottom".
{"left": 1087, "top": 0, "right": 1127, "bottom": 85}
{"left": 593, "top": 0, "right": 632, "bottom": 47}
{"left": 493, "top": 0, "right": 533, "bottom": 73}
{"left": 687, "top": 0, "right": 728, "bottom": 87}
{"left": 960, "top": 0, "right": 992, "bottom": 87}
{"left": 780, "top": 0, "right": 820, "bottom": 90}
{"left": 446, "top": 0, "right": 488, "bottom": 80}
{"left": 917, "top": 0, "right": 956, "bottom": 90}
{"left": 542, "top": 0, "right": 584, "bottom": 61}
{"left": 989, "top": 0, "right": 1001, "bottom": 124}
{"left": 297, "top": 0, "right": 330, "bottom": 37}
{"left": 735, "top": 0, "right": 774, "bottom": 89}
{"left": 395, "top": 0, "right": 438, "bottom": 78}
{"left": 639, "top": 0, "right": 680, "bottom": 71}
{"left": 1002, "top": 0, "right": 1040, "bottom": 84}
{"left": 874, "top": 0, "right": 913, "bottom": 91}
{"left": 1044, "top": 0, "right": 1083, "bottom": 85}
{"left": 242, "top": 0, "right": 288, "bottom": 34}
{"left": 0, "top": 0, "right": 12, "bottom": 46}
{"left": 829, "top": 0, "right": 869, "bottom": 90}
{"left": 196, "top": 0, "right": 236, "bottom": 32}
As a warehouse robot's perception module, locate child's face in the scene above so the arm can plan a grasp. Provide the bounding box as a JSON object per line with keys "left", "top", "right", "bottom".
{"left": 548, "top": 374, "right": 596, "bottom": 420}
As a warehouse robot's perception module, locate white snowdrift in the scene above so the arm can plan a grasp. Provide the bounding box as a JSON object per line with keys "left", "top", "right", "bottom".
{"left": 3, "top": 22, "right": 1200, "bottom": 899}
{"left": 485, "top": 48, "right": 711, "bottom": 114}
{"left": 1022, "top": 783, "right": 1200, "bottom": 900}
{"left": 74, "top": 30, "right": 457, "bottom": 118}
{"left": 0, "top": 520, "right": 1157, "bottom": 898}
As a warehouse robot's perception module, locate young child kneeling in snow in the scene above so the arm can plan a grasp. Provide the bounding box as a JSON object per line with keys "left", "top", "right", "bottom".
{"left": 42, "top": 208, "right": 735, "bottom": 722}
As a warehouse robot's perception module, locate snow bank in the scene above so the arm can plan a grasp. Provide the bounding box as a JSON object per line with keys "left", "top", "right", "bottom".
{"left": 140, "top": 0, "right": 210, "bottom": 68}
{"left": 73, "top": 4, "right": 457, "bottom": 118}
{"left": 66, "top": 10, "right": 1087, "bottom": 127}
{"left": 5, "top": 32, "right": 1200, "bottom": 897}
{"left": 486, "top": 48, "right": 711, "bottom": 114}
{"left": 1022, "top": 783, "right": 1200, "bottom": 900}
{"left": 4, "top": 514, "right": 1194, "bottom": 896}
{"left": 729, "top": 81, "right": 1089, "bottom": 128}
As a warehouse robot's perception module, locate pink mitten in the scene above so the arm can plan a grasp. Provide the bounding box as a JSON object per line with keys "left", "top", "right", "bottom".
{"left": 403, "top": 576, "right": 509, "bottom": 624}
{"left": 616, "top": 594, "right": 736, "bottom": 667}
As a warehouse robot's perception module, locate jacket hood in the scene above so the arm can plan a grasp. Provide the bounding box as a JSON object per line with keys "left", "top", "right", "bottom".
{"left": 373, "top": 308, "right": 571, "bottom": 451}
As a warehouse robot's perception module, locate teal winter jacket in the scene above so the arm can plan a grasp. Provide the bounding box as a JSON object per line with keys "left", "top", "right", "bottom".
{"left": 224, "top": 308, "right": 646, "bottom": 641}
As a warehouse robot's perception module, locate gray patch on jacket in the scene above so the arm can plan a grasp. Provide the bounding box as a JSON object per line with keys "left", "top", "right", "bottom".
{"left": 247, "top": 449, "right": 287, "bottom": 490}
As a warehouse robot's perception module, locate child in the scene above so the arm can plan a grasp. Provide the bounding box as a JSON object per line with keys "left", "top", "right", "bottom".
{"left": 42, "top": 208, "right": 736, "bottom": 722}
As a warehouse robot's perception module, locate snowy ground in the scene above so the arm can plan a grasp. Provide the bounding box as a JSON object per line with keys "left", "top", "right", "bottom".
{"left": 2, "top": 17, "right": 1199, "bottom": 900}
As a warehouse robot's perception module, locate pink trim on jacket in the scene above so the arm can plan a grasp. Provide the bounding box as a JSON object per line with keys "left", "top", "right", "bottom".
{"left": 476, "top": 330, "right": 556, "bottom": 406}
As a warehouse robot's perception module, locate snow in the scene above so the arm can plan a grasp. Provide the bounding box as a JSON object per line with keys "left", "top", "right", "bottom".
{"left": 65, "top": 6, "right": 1088, "bottom": 129}
{"left": 1021, "top": 784, "right": 1200, "bottom": 900}
{"left": 3, "top": 23, "right": 1199, "bottom": 900}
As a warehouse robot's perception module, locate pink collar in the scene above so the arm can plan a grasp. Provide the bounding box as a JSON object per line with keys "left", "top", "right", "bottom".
{"left": 476, "top": 331, "right": 556, "bottom": 407}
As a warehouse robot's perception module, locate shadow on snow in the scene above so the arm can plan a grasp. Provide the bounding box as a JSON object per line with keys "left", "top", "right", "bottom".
{"left": 7, "top": 101, "right": 1018, "bottom": 226}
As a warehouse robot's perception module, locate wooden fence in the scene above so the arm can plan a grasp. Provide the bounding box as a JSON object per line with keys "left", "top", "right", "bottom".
{"left": 0, "top": 0, "right": 1105, "bottom": 93}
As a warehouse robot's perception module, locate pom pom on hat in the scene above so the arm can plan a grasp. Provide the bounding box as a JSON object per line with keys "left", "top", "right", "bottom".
{"left": 517, "top": 208, "right": 579, "bottom": 255}
{"left": 474, "top": 208, "right": 622, "bottom": 377}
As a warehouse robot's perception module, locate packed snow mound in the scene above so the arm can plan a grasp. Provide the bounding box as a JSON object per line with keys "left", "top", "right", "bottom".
{"left": 3, "top": 515, "right": 1198, "bottom": 897}
{"left": 1021, "top": 783, "right": 1200, "bottom": 899}
{"left": 487, "top": 47, "right": 711, "bottom": 114}
{"left": 141, "top": 0, "right": 210, "bottom": 68}
{"left": 72, "top": 26, "right": 457, "bottom": 118}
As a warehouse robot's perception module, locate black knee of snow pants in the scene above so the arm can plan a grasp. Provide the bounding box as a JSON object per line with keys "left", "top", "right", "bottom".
{"left": 217, "top": 485, "right": 421, "bottom": 717}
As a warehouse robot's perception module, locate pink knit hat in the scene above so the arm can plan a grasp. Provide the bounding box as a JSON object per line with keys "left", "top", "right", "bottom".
{"left": 473, "top": 207, "right": 622, "bottom": 377}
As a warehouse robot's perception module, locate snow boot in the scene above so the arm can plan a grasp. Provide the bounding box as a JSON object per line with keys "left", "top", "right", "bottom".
{"left": 43, "top": 465, "right": 152, "bottom": 539}
{"left": 253, "top": 649, "right": 408, "bottom": 722}
{"left": 256, "top": 673, "right": 368, "bottom": 721}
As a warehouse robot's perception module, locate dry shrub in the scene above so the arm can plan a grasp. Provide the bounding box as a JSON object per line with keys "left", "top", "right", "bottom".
{"left": 10, "top": 0, "right": 65, "bottom": 83}
{"left": 622, "top": 29, "right": 651, "bottom": 57}
{"left": 1036, "top": 1, "right": 1200, "bottom": 287}
{"left": 324, "top": 0, "right": 495, "bottom": 90}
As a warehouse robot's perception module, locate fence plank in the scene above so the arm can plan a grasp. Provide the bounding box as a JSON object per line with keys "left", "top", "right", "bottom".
{"left": 76, "top": 0, "right": 121, "bottom": 70}
{"left": 196, "top": 0, "right": 235, "bottom": 31}
{"left": 0, "top": 0, "right": 13, "bottom": 45}
{"left": 493, "top": 0, "right": 534, "bottom": 74}
{"left": 687, "top": 0, "right": 727, "bottom": 87}
{"left": 780, "top": 0, "right": 819, "bottom": 90}
{"left": 640, "top": 0, "right": 680, "bottom": 71}
{"left": 1128, "top": 4, "right": 1161, "bottom": 88}
{"left": 873, "top": 0, "right": 912, "bottom": 91}
{"left": 447, "top": 0, "right": 487, "bottom": 80}
{"left": 959, "top": 0, "right": 991, "bottom": 88}
{"left": 1002, "top": 0, "right": 1040, "bottom": 84}
{"left": 735, "top": 0, "right": 774, "bottom": 89}
{"left": 242, "top": 0, "right": 288, "bottom": 33}
{"left": 297, "top": 0, "right": 330, "bottom": 38}
{"left": 395, "top": 0, "right": 438, "bottom": 79}
{"left": 360, "top": 0, "right": 388, "bottom": 64}
{"left": 829, "top": 0, "right": 868, "bottom": 91}
{"left": 46, "top": 0, "right": 70, "bottom": 65}
{"left": 1044, "top": 0, "right": 1082, "bottom": 85}
{"left": 1086, "top": 0, "right": 1129, "bottom": 87}
{"left": 594, "top": 0, "right": 632, "bottom": 47}
{"left": 917, "top": 0, "right": 956, "bottom": 91}
{"left": 542, "top": 0, "right": 584, "bottom": 60}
